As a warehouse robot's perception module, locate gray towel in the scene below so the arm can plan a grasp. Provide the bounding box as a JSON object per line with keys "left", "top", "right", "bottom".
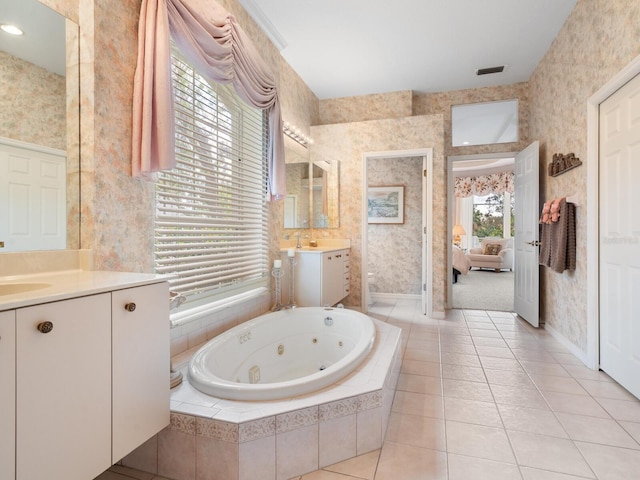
{"left": 539, "top": 198, "right": 576, "bottom": 273}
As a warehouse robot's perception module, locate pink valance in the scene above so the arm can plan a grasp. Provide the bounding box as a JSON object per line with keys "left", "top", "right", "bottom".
{"left": 132, "top": 0, "right": 285, "bottom": 200}
{"left": 454, "top": 171, "right": 514, "bottom": 198}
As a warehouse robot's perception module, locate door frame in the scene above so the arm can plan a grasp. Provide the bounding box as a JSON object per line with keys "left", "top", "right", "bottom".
{"left": 361, "top": 148, "right": 433, "bottom": 316}
{"left": 446, "top": 152, "right": 518, "bottom": 310}
{"left": 586, "top": 53, "right": 640, "bottom": 370}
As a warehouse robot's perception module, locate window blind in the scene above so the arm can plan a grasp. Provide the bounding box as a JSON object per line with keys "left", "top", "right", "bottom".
{"left": 155, "top": 48, "right": 269, "bottom": 300}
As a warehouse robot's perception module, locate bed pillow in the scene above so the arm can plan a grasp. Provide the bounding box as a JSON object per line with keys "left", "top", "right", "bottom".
{"left": 483, "top": 243, "right": 503, "bottom": 255}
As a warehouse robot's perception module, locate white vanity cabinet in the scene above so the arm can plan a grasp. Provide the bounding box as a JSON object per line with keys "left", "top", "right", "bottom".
{"left": 0, "top": 274, "right": 169, "bottom": 480}
{"left": 0, "top": 310, "right": 16, "bottom": 480}
{"left": 112, "top": 282, "right": 170, "bottom": 462}
{"left": 282, "top": 249, "right": 350, "bottom": 307}
{"left": 16, "top": 293, "right": 112, "bottom": 480}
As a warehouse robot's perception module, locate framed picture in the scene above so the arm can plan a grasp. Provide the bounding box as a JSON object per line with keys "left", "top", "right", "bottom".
{"left": 368, "top": 185, "right": 404, "bottom": 224}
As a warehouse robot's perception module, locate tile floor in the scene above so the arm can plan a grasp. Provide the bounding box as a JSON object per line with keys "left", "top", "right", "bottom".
{"left": 97, "top": 299, "right": 640, "bottom": 480}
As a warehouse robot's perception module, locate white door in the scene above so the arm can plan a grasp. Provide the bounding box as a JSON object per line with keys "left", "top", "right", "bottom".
{"left": 514, "top": 141, "right": 540, "bottom": 327}
{"left": 599, "top": 72, "right": 640, "bottom": 398}
{"left": 0, "top": 139, "right": 66, "bottom": 252}
{"left": 422, "top": 156, "right": 428, "bottom": 314}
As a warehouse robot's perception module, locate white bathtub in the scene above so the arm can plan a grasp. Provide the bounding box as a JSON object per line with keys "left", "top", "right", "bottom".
{"left": 188, "top": 307, "right": 376, "bottom": 401}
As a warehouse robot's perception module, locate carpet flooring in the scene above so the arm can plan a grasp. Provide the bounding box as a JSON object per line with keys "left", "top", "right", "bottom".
{"left": 452, "top": 268, "right": 514, "bottom": 311}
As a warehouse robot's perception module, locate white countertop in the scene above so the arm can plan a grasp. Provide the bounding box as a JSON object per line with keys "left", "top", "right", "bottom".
{"left": 0, "top": 270, "right": 167, "bottom": 310}
{"left": 279, "top": 246, "right": 348, "bottom": 254}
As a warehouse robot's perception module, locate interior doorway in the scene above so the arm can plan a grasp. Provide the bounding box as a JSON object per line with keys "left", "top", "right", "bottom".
{"left": 447, "top": 153, "right": 517, "bottom": 312}
{"left": 361, "top": 149, "right": 433, "bottom": 316}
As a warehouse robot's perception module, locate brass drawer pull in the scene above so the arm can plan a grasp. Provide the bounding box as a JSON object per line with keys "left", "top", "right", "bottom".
{"left": 37, "top": 321, "right": 54, "bottom": 334}
{"left": 124, "top": 302, "right": 137, "bottom": 312}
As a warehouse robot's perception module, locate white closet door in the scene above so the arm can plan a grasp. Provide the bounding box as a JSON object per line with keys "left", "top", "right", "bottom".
{"left": 599, "top": 71, "right": 640, "bottom": 399}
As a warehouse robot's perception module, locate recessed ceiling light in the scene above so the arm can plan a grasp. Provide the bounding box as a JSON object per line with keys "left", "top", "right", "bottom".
{"left": 1, "top": 24, "right": 24, "bottom": 35}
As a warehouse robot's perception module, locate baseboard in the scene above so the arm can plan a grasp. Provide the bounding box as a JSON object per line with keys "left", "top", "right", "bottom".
{"left": 544, "top": 323, "right": 591, "bottom": 368}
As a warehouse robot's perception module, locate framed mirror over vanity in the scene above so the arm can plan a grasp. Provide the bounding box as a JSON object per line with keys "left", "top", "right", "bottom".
{"left": 283, "top": 133, "right": 340, "bottom": 230}
{"left": 0, "top": 0, "right": 80, "bottom": 252}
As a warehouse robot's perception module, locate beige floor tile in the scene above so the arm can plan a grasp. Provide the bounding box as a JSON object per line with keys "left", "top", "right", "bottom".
{"left": 467, "top": 321, "right": 498, "bottom": 330}
{"left": 507, "top": 430, "right": 595, "bottom": 478}
{"left": 529, "top": 374, "right": 589, "bottom": 395}
{"left": 391, "top": 390, "right": 444, "bottom": 418}
{"left": 94, "top": 472, "right": 133, "bottom": 480}
{"left": 105, "top": 466, "right": 155, "bottom": 480}
{"left": 440, "top": 342, "right": 478, "bottom": 354}
{"left": 322, "top": 449, "right": 380, "bottom": 480}
{"left": 490, "top": 383, "right": 550, "bottom": 410}
{"left": 520, "top": 360, "right": 570, "bottom": 377}
{"left": 542, "top": 392, "right": 610, "bottom": 418}
{"left": 552, "top": 352, "right": 586, "bottom": 366}
{"left": 405, "top": 337, "right": 439, "bottom": 351}
{"left": 576, "top": 441, "right": 640, "bottom": 480}
{"left": 470, "top": 328, "right": 503, "bottom": 338}
{"left": 396, "top": 373, "right": 442, "bottom": 395}
{"left": 442, "top": 378, "right": 495, "bottom": 402}
{"left": 441, "top": 351, "right": 482, "bottom": 367}
{"left": 484, "top": 368, "right": 536, "bottom": 389}
{"left": 595, "top": 397, "right": 640, "bottom": 422}
{"left": 480, "top": 356, "right": 524, "bottom": 372}
{"left": 300, "top": 470, "right": 356, "bottom": 479}
{"left": 445, "top": 420, "right": 516, "bottom": 464}
{"left": 440, "top": 333, "right": 475, "bottom": 345}
{"left": 474, "top": 345, "right": 516, "bottom": 359}
{"left": 620, "top": 421, "right": 640, "bottom": 444}
{"left": 473, "top": 336, "right": 510, "bottom": 347}
{"left": 384, "top": 412, "right": 446, "bottom": 450}
{"left": 442, "top": 363, "right": 487, "bottom": 383}
{"left": 563, "top": 364, "right": 615, "bottom": 382}
{"left": 400, "top": 359, "right": 441, "bottom": 377}
{"left": 403, "top": 346, "right": 441, "bottom": 363}
{"left": 374, "top": 442, "right": 447, "bottom": 480}
{"left": 497, "top": 404, "right": 568, "bottom": 438}
{"left": 448, "top": 454, "right": 523, "bottom": 480}
{"left": 512, "top": 349, "right": 559, "bottom": 363}
{"left": 556, "top": 412, "right": 640, "bottom": 449}
{"left": 577, "top": 379, "right": 637, "bottom": 401}
{"left": 520, "top": 466, "right": 596, "bottom": 479}
{"left": 444, "top": 396, "right": 503, "bottom": 427}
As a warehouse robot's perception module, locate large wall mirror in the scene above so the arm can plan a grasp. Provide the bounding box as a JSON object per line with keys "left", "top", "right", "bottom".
{"left": 0, "top": 0, "right": 80, "bottom": 252}
{"left": 283, "top": 138, "right": 340, "bottom": 230}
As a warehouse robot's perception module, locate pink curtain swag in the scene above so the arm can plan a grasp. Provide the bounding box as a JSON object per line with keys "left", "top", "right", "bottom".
{"left": 132, "top": 0, "right": 285, "bottom": 200}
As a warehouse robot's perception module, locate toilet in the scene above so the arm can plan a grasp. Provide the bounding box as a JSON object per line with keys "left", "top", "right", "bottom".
{"left": 366, "top": 272, "right": 376, "bottom": 307}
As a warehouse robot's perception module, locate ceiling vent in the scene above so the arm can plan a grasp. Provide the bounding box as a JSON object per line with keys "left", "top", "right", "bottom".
{"left": 476, "top": 65, "right": 506, "bottom": 76}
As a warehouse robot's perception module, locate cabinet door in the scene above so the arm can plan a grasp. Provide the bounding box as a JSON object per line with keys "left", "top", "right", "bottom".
{"left": 16, "top": 294, "right": 111, "bottom": 480}
{"left": 322, "top": 252, "right": 345, "bottom": 306}
{"left": 0, "top": 310, "right": 15, "bottom": 480}
{"left": 112, "top": 282, "right": 170, "bottom": 462}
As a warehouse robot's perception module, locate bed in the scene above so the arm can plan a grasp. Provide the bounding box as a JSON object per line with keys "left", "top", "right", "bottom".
{"left": 452, "top": 245, "right": 471, "bottom": 283}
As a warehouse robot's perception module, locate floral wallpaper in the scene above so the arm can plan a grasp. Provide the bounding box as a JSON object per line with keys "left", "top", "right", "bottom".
{"left": 528, "top": 0, "right": 640, "bottom": 351}
{"left": 368, "top": 157, "right": 423, "bottom": 295}
{"left": 311, "top": 115, "right": 446, "bottom": 313}
{"left": 454, "top": 171, "right": 514, "bottom": 198}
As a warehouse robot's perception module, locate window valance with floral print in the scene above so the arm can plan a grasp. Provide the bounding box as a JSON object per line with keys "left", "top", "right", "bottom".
{"left": 454, "top": 171, "right": 514, "bottom": 198}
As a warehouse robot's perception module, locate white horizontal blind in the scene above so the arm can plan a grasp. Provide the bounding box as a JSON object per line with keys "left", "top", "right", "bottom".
{"left": 155, "top": 47, "right": 269, "bottom": 300}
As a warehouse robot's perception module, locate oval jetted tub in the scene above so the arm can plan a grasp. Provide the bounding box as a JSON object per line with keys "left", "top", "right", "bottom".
{"left": 188, "top": 307, "right": 376, "bottom": 401}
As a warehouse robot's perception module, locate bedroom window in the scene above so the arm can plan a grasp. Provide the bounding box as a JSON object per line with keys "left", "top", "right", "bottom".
{"left": 154, "top": 45, "right": 269, "bottom": 305}
{"left": 472, "top": 193, "right": 514, "bottom": 239}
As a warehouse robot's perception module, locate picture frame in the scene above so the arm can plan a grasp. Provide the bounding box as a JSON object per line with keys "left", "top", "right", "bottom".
{"left": 367, "top": 185, "right": 404, "bottom": 224}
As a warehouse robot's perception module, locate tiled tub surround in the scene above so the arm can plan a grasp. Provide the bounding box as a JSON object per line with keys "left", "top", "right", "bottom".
{"left": 122, "top": 319, "right": 402, "bottom": 480}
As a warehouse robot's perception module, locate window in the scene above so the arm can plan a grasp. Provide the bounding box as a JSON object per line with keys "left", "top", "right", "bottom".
{"left": 472, "top": 193, "right": 514, "bottom": 239}
{"left": 154, "top": 46, "right": 269, "bottom": 304}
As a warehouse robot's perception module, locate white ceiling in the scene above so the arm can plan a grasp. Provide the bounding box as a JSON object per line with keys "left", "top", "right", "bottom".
{"left": 239, "top": 0, "right": 577, "bottom": 100}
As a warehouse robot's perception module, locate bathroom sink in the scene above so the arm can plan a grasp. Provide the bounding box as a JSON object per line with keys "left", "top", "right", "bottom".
{"left": 0, "top": 283, "right": 52, "bottom": 296}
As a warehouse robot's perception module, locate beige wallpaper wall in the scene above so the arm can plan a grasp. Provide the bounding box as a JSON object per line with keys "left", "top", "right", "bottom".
{"left": 528, "top": 0, "right": 640, "bottom": 351}
{"left": 368, "top": 157, "right": 423, "bottom": 295}
{"left": 311, "top": 115, "right": 446, "bottom": 312}
{"left": 0, "top": 51, "right": 66, "bottom": 150}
